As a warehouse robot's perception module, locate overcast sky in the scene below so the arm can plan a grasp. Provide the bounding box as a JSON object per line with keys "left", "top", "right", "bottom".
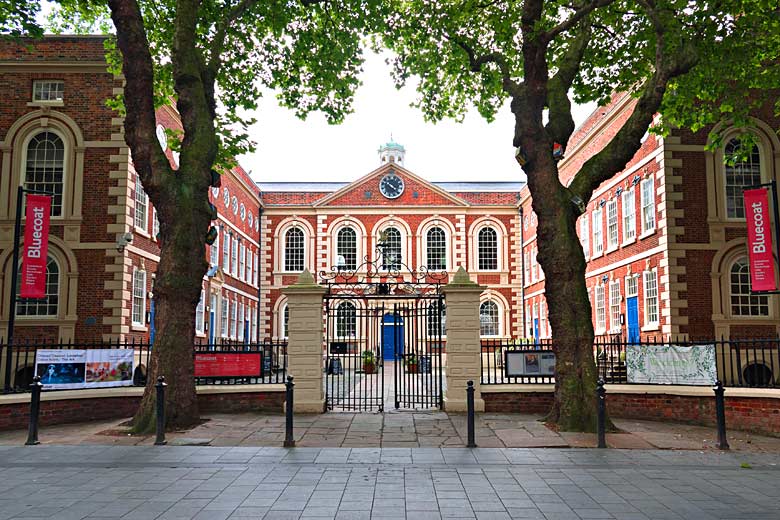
{"left": 239, "top": 51, "right": 596, "bottom": 184}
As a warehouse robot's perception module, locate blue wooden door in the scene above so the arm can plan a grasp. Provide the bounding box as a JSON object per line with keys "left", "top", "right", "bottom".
{"left": 382, "top": 314, "right": 404, "bottom": 360}
{"left": 627, "top": 297, "right": 639, "bottom": 343}
{"left": 533, "top": 319, "right": 540, "bottom": 340}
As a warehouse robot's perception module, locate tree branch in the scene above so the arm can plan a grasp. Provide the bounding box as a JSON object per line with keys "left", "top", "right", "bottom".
{"left": 545, "top": 19, "right": 591, "bottom": 148}
{"left": 208, "top": 0, "right": 255, "bottom": 77}
{"left": 543, "top": 0, "right": 616, "bottom": 43}
{"left": 568, "top": 3, "right": 698, "bottom": 204}
{"left": 108, "top": 0, "right": 172, "bottom": 195}
{"left": 450, "top": 36, "right": 522, "bottom": 96}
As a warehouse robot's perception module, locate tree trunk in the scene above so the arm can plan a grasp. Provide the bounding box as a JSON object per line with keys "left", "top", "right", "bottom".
{"left": 131, "top": 186, "right": 210, "bottom": 433}
{"left": 522, "top": 148, "right": 603, "bottom": 432}
{"left": 536, "top": 201, "right": 599, "bottom": 431}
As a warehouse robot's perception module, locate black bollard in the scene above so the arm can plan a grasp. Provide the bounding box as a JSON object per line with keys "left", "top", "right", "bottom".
{"left": 714, "top": 380, "right": 729, "bottom": 450}
{"left": 596, "top": 378, "right": 606, "bottom": 449}
{"left": 466, "top": 380, "right": 476, "bottom": 448}
{"left": 284, "top": 376, "right": 295, "bottom": 447}
{"left": 154, "top": 376, "right": 167, "bottom": 446}
{"left": 25, "top": 376, "right": 43, "bottom": 446}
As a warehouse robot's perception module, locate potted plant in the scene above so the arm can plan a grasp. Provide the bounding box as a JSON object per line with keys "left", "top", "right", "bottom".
{"left": 362, "top": 350, "right": 377, "bottom": 374}
{"left": 405, "top": 353, "right": 418, "bottom": 374}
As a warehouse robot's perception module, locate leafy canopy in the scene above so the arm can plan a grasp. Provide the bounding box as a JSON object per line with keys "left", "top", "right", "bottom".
{"left": 48, "top": 0, "right": 380, "bottom": 166}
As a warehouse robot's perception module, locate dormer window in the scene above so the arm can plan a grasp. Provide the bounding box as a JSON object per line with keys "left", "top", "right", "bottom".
{"left": 32, "top": 80, "right": 64, "bottom": 103}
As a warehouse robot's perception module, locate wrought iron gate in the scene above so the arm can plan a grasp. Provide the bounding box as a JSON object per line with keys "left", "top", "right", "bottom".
{"left": 324, "top": 296, "right": 385, "bottom": 411}
{"left": 392, "top": 298, "right": 444, "bottom": 409}
{"left": 320, "top": 240, "right": 447, "bottom": 413}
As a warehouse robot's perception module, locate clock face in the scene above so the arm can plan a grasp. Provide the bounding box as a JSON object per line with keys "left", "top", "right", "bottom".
{"left": 379, "top": 173, "right": 404, "bottom": 199}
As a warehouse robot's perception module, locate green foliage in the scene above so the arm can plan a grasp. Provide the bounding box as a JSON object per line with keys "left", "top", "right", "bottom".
{"left": 0, "top": 0, "right": 44, "bottom": 39}
{"left": 48, "top": 0, "right": 380, "bottom": 168}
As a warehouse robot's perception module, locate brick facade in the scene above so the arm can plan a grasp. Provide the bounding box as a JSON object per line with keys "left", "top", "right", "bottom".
{"left": 0, "top": 37, "right": 261, "bottom": 384}
{"left": 521, "top": 92, "right": 780, "bottom": 344}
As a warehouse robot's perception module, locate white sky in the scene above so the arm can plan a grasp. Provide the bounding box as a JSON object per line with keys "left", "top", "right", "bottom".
{"left": 239, "top": 51, "right": 596, "bottom": 184}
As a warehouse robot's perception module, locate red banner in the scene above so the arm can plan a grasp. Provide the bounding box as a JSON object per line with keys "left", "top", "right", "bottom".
{"left": 744, "top": 188, "right": 777, "bottom": 292}
{"left": 194, "top": 353, "right": 261, "bottom": 377}
{"left": 20, "top": 195, "right": 51, "bottom": 298}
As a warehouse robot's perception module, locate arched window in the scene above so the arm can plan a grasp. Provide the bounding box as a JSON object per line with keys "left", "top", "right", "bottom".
{"left": 427, "top": 300, "right": 446, "bottom": 337}
{"left": 337, "top": 227, "right": 357, "bottom": 270}
{"left": 25, "top": 131, "right": 65, "bottom": 217}
{"left": 478, "top": 227, "right": 498, "bottom": 270}
{"left": 381, "top": 227, "right": 402, "bottom": 269}
{"left": 16, "top": 256, "right": 59, "bottom": 316}
{"left": 282, "top": 304, "right": 289, "bottom": 338}
{"left": 479, "top": 300, "right": 499, "bottom": 336}
{"left": 284, "top": 227, "right": 305, "bottom": 272}
{"left": 336, "top": 301, "right": 356, "bottom": 337}
{"left": 426, "top": 227, "right": 447, "bottom": 270}
{"left": 725, "top": 138, "right": 762, "bottom": 219}
{"left": 730, "top": 257, "right": 769, "bottom": 316}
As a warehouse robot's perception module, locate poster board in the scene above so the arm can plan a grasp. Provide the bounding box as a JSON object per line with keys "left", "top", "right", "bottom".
{"left": 626, "top": 344, "right": 717, "bottom": 385}
{"left": 194, "top": 353, "right": 262, "bottom": 378}
{"left": 505, "top": 350, "right": 556, "bottom": 377}
{"left": 36, "top": 349, "right": 134, "bottom": 390}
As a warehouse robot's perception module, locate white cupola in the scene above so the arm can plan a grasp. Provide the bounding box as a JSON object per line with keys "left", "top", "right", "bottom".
{"left": 378, "top": 139, "right": 405, "bottom": 166}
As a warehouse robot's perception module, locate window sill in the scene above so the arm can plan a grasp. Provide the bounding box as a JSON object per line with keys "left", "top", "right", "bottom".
{"left": 606, "top": 245, "right": 619, "bottom": 254}
{"left": 621, "top": 237, "right": 636, "bottom": 247}
{"left": 592, "top": 251, "right": 604, "bottom": 259}
{"left": 641, "top": 324, "right": 660, "bottom": 332}
{"left": 639, "top": 229, "right": 656, "bottom": 240}
{"left": 131, "top": 324, "right": 148, "bottom": 332}
{"left": 195, "top": 332, "right": 206, "bottom": 338}
{"left": 595, "top": 329, "right": 607, "bottom": 336}
{"left": 134, "top": 227, "right": 151, "bottom": 239}
{"left": 28, "top": 101, "right": 64, "bottom": 107}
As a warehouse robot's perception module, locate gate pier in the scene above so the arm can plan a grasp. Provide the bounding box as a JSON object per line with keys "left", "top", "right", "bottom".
{"left": 282, "top": 270, "right": 326, "bottom": 413}
{"left": 442, "top": 267, "right": 486, "bottom": 412}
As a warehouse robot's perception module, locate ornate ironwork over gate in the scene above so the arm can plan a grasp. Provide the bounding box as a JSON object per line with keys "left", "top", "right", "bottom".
{"left": 321, "top": 242, "right": 446, "bottom": 412}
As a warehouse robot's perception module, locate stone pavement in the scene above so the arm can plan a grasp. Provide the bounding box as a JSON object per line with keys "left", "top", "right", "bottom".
{"left": 1, "top": 412, "right": 780, "bottom": 452}
{"left": 0, "top": 445, "right": 779, "bottom": 519}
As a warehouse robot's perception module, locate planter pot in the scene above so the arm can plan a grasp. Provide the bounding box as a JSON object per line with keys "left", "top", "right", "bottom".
{"left": 407, "top": 364, "right": 418, "bottom": 374}
{"left": 363, "top": 362, "right": 376, "bottom": 374}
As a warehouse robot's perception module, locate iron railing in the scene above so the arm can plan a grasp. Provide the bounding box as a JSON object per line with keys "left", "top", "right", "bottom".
{"left": 0, "top": 337, "right": 287, "bottom": 391}
{"left": 481, "top": 336, "right": 780, "bottom": 389}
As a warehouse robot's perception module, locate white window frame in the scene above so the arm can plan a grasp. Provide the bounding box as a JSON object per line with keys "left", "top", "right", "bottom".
{"left": 220, "top": 297, "right": 229, "bottom": 338}
{"left": 592, "top": 209, "right": 603, "bottom": 257}
{"left": 606, "top": 199, "right": 618, "bottom": 251}
{"left": 579, "top": 217, "right": 589, "bottom": 258}
{"left": 253, "top": 252, "right": 258, "bottom": 286}
{"left": 231, "top": 237, "right": 239, "bottom": 277}
{"left": 640, "top": 178, "right": 656, "bottom": 236}
{"left": 239, "top": 243, "right": 246, "bottom": 281}
{"left": 210, "top": 227, "right": 219, "bottom": 266}
{"left": 152, "top": 207, "right": 160, "bottom": 240}
{"left": 594, "top": 284, "right": 606, "bottom": 334}
{"left": 609, "top": 280, "right": 621, "bottom": 333}
{"left": 626, "top": 274, "right": 639, "bottom": 298}
{"left": 223, "top": 232, "right": 230, "bottom": 272}
{"left": 284, "top": 226, "right": 306, "bottom": 273}
{"left": 524, "top": 251, "right": 531, "bottom": 286}
{"left": 238, "top": 303, "right": 245, "bottom": 341}
{"left": 281, "top": 303, "right": 289, "bottom": 339}
{"left": 134, "top": 175, "right": 149, "bottom": 233}
{"left": 195, "top": 290, "right": 205, "bottom": 335}
{"left": 32, "top": 80, "right": 64, "bottom": 103}
{"left": 479, "top": 300, "right": 501, "bottom": 337}
{"left": 476, "top": 226, "right": 500, "bottom": 271}
{"left": 643, "top": 269, "right": 659, "bottom": 328}
{"left": 230, "top": 299, "right": 238, "bottom": 339}
{"left": 131, "top": 269, "right": 147, "bottom": 327}
{"left": 622, "top": 188, "right": 636, "bottom": 244}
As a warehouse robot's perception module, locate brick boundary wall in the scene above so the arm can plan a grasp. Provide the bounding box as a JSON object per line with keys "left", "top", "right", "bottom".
{"left": 0, "top": 390, "right": 284, "bottom": 432}
{"left": 483, "top": 392, "right": 780, "bottom": 437}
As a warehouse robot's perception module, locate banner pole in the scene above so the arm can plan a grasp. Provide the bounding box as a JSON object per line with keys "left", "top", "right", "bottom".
{"left": 770, "top": 180, "right": 780, "bottom": 290}
{"left": 4, "top": 187, "right": 24, "bottom": 393}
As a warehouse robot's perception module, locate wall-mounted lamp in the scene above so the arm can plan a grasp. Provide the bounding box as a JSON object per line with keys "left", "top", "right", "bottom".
{"left": 116, "top": 232, "right": 133, "bottom": 253}
{"left": 570, "top": 196, "right": 585, "bottom": 213}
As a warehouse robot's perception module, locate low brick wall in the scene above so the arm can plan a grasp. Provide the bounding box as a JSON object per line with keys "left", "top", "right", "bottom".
{"left": 482, "top": 385, "right": 780, "bottom": 437}
{"left": 0, "top": 385, "right": 285, "bottom": 431}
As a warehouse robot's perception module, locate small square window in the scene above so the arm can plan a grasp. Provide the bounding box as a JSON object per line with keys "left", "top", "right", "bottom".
{"left": 32, "top": 80, "right": 64, "bottom": 102}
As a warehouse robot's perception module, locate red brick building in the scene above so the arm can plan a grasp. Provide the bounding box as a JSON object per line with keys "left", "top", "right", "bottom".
{"left": 521, "top": 92, "right": 780, "bottom": 341}
{"left": 258, "top": 143, "right": 526, "bottom": 343}
{"left": 0, "top": 36, "right": 261, "bottom": 344}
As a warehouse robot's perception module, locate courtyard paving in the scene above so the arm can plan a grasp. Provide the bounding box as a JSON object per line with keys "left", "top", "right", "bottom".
{"left": 1, "top": 412, "right": 780, "bottom": 452}
{"left": 0, "top": 445, "right": 779, "bottom": 519}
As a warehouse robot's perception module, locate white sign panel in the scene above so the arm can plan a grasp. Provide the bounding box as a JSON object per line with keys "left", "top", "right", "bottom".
{"left": 35, "top": 349, "right": 134, "bottom": 390}
{"left": 626, "top": 344, "right": 717, "bottom": 386}
{"left": 505, "top": 350, "right": 556, "bottom": 377}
